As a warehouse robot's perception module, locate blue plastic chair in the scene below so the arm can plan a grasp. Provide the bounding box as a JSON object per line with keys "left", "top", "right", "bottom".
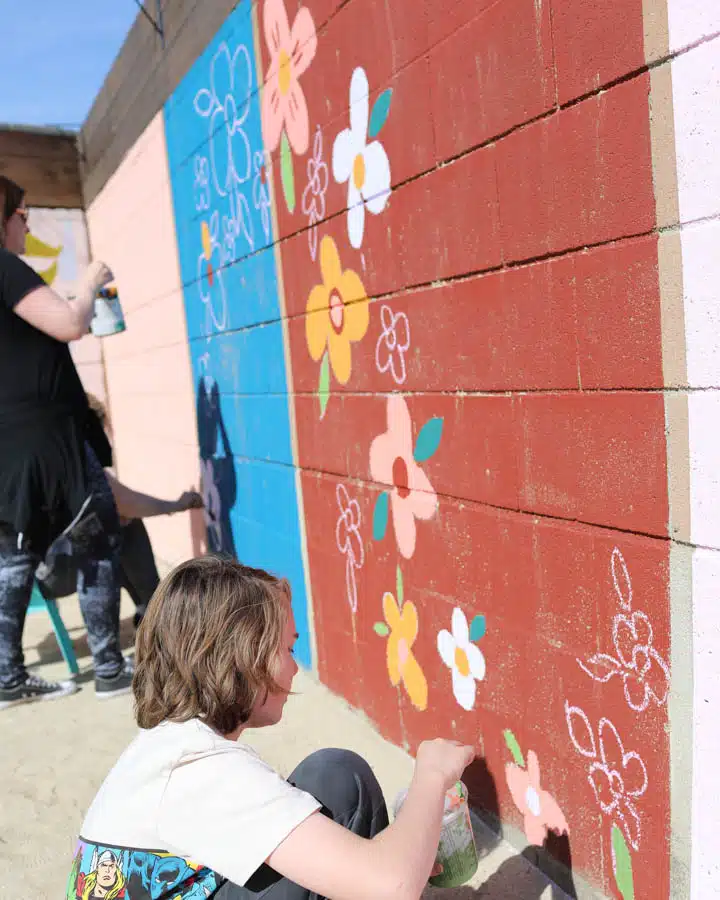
{"left": 27, "top": 581, "right": 80, "bottom": 677}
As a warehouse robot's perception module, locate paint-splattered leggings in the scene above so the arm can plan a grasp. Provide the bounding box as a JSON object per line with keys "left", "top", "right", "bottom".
{"left": 0, "top": 445, "right": 124, "bottom": 688}
{"left": 216, "top": 749, "right": 390, "bottom": 900}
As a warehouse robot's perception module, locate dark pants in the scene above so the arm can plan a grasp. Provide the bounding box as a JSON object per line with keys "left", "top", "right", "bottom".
{"left": 119, "top": 518, "right": 160, "bottom": 625}
{"left": 217, "top": 749, "right": 389, "bottom": 900}
{"left": 0, "top": 446, "right": 124, "bottom": 688}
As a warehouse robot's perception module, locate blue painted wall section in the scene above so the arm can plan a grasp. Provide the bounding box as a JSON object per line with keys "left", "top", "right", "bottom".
{"left": 163, "top": 1, "right": 311, "bottom": 667}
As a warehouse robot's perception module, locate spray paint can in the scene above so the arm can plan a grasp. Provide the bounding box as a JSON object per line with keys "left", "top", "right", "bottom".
{"left": 394, "top": 781, "right": 479, "bottom": 888}
{"left": 90, "top": 286, "right": 126, "bottom": 337}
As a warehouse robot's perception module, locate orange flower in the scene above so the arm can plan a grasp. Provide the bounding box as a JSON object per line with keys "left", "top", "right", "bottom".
{"left": 305, "top": 236, "right": 369, "bottom": 384}
{"left": 383, "top": 592, "right": 427, "bottom": 711}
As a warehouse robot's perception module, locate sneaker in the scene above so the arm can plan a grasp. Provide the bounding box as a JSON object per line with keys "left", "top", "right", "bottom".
{"left": 0, "top": 674, "right": 79, "bottom": 710}
{"left": 95, "top": 658, "right": 134, "bottom": 700}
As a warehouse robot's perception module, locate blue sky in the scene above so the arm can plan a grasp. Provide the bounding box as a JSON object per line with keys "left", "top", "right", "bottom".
{"left": 0, "top": 1, "right": 140, "bottom": 129}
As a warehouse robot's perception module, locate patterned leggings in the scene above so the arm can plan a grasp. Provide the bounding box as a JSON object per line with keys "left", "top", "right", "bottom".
{"left": 0, "top": 445, "right": 124, "bottom": 688}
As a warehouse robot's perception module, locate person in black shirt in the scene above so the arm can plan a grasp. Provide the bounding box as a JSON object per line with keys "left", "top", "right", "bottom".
{"left": 0, "top": 175, "right": 132, "bottom": 709}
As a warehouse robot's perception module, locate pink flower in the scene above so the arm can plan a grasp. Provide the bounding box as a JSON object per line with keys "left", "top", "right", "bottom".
{"left": 369, "top": 395, "right": 437, "bottom": 559}
{"left": 261, "top": 0, "right": 317, "bottom": 154}
{"left": 506, "top": 751, "right": 569, "bottom": 846}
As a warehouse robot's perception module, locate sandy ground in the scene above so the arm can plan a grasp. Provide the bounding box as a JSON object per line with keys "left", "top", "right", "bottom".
{"left": 1, "top": 595, "right": 574, "bottom": 900}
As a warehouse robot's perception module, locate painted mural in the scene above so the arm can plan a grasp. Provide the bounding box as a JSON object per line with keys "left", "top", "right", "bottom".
{"left": 163, "top": 1, "right": 312, "bottom": 668}
{"left": 20, "top": 207, "right": 89, "bottom": 296}
{"left": 161, "top": 0, "right": 674, "bottom": 895}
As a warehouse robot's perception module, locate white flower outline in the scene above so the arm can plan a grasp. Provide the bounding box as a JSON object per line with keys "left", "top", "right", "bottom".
{"left": 375, "top": 304, "right": 410, "bottom": 385}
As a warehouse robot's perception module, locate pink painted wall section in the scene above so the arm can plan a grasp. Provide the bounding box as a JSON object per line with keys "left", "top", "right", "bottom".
{"left": 85, "top": 113, "right": 202, "bottom": 568}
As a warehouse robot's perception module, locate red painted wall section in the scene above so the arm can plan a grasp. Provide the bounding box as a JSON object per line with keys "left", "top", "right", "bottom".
{"left": 258, "top": 0, "right": 670, "bottom": 895}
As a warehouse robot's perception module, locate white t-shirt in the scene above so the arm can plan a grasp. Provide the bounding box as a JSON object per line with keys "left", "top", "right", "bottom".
{"left": 66, "top": 718, "right": 320, "bottom": 899}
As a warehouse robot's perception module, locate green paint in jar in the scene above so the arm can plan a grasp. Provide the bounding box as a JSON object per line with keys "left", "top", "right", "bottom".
{"left": 394, "top": 781, "right": 479, "bottom": 889}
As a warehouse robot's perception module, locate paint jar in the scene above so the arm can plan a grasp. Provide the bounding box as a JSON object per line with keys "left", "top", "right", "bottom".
{"left": 90, "top": 286, "right": 126, "bottom": 337}
{"left": 394, "top": 780, "right": 478, "bottom": 888}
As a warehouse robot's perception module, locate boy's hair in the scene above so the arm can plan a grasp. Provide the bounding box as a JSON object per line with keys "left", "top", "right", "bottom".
{"left": 133, "top": 556, "right": 290, "bottom": 734}
{"left": 0, "top": 175, "right": 25, "bottom": 249}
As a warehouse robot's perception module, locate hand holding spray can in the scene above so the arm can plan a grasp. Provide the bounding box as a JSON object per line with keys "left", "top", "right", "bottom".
{"left": 394, "top": 781, "right": 479, "bottom": 888}
{"left": 90, "top": 286, "right": 126, "bottom": 337}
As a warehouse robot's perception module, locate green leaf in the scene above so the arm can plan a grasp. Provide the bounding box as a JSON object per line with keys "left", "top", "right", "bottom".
{"left": 318, "top": 352, "right": 330, "bottom": 418}
{"left": 373, "top": 621, "right": 390, "bottom": 637}
{"left": 612, "top": 824, "right": 634, "bottom": 900}
{"left": 414, "top": 417, "right": 444, "bottom": 462}
{"left": 280, "top": 130, "right": 296, "bottom": 213}
{"left": 470, "top": 615, "right": 486, "bottom": 642}
{"left": 503, "top": 729, "right": 525, "bottom": 768}
{"left": 396, "top": 565, "right": 404, "bottom": 607}
{"left": 373, "top": 491, "right": 389, "bottom": 541}
{"left": 368, "top": 88, "right": 393, "bottom": 138}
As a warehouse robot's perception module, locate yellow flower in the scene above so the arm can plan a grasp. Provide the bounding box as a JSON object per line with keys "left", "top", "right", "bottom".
{"left": 383, "top": 592, "right": 428, "bottom": 711}
{"left": 305, "top": 236, "right": 369, "bottom": 384}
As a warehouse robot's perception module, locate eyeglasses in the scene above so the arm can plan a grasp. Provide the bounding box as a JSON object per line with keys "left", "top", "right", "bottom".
{"left": 14, "top": 208, "right": 29, "bottom": 224}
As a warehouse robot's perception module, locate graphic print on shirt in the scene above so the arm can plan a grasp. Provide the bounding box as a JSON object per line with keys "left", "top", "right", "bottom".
{"left": 67, "top": 838, "right": 221, "bottom": 900}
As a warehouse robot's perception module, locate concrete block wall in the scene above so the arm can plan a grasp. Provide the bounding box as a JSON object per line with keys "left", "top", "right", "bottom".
{"left": 78, "top": 0, "right": 720, "bottom": 896}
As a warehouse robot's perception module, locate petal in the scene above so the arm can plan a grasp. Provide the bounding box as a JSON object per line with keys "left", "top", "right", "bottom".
{"left": 337, "top": 267, "right": 368, "bottom": 306}
{"left": 349, "top": 67, "right": 370, "bottom": 140}
{"left": 305, "top": 286, "right": 329, "bottom": 361}
{"left": 465, "top": 643, "right": 486, "bottom": 681}
{"left": 619, "top": 798, "right": 642, "bottom": 852}
{"left": 386, "top": 394, "right": 413, "bottom": 456}
{"left": 347, "top": 201, "right": 365, "bottom": 249}
{"left": 407, "top": 462, "right": 438, "bottom": 521}
{"left": 383, "top": 591, "right": 401, "bottom": 630}
{"left": 525, "top": 815, "right": 549, "bottom": 847}
{"left": 588, "top": 764, "right": 617, "bottom": 814}
{"left": 210, "top": 44, "right": 232, "bottom": 105}
{"left": 437, "top": 629, "right": 456, "bottom": 669}
{"left": 643, "top": 647, "right": 670, "bottom": 705}
{"left": 369, "top": 430, "right": 397, "bottom": 485}
{"left": 386, "top": 633, "right": 401, "bottom": 686}
{"left": 402, "top": 651, "right": 428, "bottom": 711}
{"left": 527, "top": 750, "right": 541, "bottom": 790}
{"left": 538, "top": 790, "right": 569, "bottom": 836}
{"left": 320, "top": 235, "right": 342, "bottom": 288}
{"left": 452, "top": 607, "right": 470, "bottom": 647}
{"left": 399, "top": 601, "right": 419, "bottom": 645}
{"left": 452, "top": 668, "right": 476, "bottom": 711}
{"left": 361, "top": 141, "right": 391, "bottom": 213}
{"left": 284, "top": 81, "right": 310, "bottom": 155}
{"left": 332, "top": 128, "right": 356, "bottom": 185}
{"left": 289, "top": 7, "right": 317, "bottom": 77}
{"left": 505, "top": 763, "right": 531, "bottom": 816}
{"left": 392, "top": 493, "right": 418, "bottom": 559}
{"left": 261, "top": 83, "right": 284, "bottom": 153}
{"left": 327, "top": 330, "right": 352, "bottom": 384}
{"left": 343, "top": 296, "right": 370, "bottom": 344}
{"left": 264, "top": 0, "right": 291, "bottom": 55}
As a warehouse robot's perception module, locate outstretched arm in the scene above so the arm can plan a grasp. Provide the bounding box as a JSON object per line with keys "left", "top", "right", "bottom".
{"left": 104, "top": 470, "right": 202, "bottom": 520}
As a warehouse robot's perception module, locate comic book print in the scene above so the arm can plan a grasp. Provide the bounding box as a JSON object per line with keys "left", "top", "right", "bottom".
{"left": 66, "top": 838, "right": 221, "bottom": 899}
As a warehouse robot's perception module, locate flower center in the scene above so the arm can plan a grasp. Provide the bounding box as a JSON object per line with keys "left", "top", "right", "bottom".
{"left": 353, "top": 153, "right": 366, "bottom": 190}
{"left": 392, "top": 456, "right": 410, "bottom": 499}
{"left": 205, "top": 261, "right": 214, "bottom": 287}
{"left": 329, "top": 288, "right": 344, "bottom": 332}
{"left": 278, "top": 50, "right": 292, "bottom": 96}
{"left": 525, "top": 785, "right": 541, "bottom": 817}
{"left": 454, "top": 646, "right": 470, "bottom": 678}
{"left": 201, "top": 221, "right": 212, "bottom": 261}
{"left": 397, "top": 637, "right": 410, "bottom": 671}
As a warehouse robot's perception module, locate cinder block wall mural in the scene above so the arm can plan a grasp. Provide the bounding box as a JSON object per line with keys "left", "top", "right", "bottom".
{"left": 79, "top": 0, "right": 720, "bottom": 896}
{"left": 84, "top": 114, "right": 203, "bottom": 570}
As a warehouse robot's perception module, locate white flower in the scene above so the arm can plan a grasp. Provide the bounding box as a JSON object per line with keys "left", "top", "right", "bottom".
{"left": 332, "top": 67, "right": 391, "bottom": 249}
{"left": 437, "top": 608, "right": 486, "bottom": 711}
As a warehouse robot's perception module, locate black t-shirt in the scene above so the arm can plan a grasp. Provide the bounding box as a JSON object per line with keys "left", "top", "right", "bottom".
{"left": 0, "top": 248, "right": 86, "bottom": 410}
{"left": 0, "top": 249, "right": 110, "bottom": 552}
